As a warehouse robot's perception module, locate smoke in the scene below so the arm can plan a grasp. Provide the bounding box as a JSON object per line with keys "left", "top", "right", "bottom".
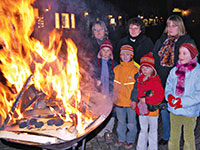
{"left": 31, "top": 0, "right": 124, "bottom": 95}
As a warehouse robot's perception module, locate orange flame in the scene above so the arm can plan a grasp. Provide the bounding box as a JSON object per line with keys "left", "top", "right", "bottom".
{"left": 0, "top": 0, "right": 93, "bottom": 134}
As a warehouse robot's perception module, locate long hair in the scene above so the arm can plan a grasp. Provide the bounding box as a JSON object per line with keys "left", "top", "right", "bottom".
{"left": 164, "top": 15, "right": 186, "bottom": 36}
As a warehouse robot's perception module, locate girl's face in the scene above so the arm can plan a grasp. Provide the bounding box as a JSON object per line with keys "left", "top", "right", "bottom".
{"left": 167, "top": 21, "right": 179, "bottom": 36}
{"left": 129, "top": 24, "right": 141, "bottom": 37}
{"left": 93, "top": 24, "right": 105, "bottom": 40}
{"left": 120, "top": 53, "right": 132, "bottom": 62}
{"left": 141, "top": 66, "right": 154, "bottom": 77}
{"left": 100, "top": 47, "right": 112, "bottom": 59}
{"left": 179, "top": 46, "right": 192, "bottom": 64}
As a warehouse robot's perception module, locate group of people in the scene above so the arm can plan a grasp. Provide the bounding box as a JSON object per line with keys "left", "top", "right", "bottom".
{"left": 89, "top": 15, "right": 200, "bottom": 150}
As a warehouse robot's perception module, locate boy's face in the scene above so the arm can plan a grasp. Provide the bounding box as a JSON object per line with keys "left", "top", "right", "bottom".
{"left": 179, "top": 46, "right": 192, "bottom": 64}
{"left": 141, "top": 66, "right": 154, "bottom": 77}
{"left": 101, "top": 47, "right": 112, "bottom": 59}
{"left": 120, "top": 53, "right": 132, "bottom": 62}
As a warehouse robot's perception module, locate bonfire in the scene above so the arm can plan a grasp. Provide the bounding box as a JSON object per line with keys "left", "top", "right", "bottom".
{"left": 0, "top": 0, "right": 112, "bottom": 147}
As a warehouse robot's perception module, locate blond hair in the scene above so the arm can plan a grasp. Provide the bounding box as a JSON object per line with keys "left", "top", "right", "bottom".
{"left": 164, "top": 15, "right": 186, "bottom": 36}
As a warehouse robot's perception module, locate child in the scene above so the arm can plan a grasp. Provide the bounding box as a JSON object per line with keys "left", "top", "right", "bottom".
{"left": 165, "top": 43, "right": 200, "bottom": 150}
{"left": 113, "top": 44, "right": 139, "bottom": 149}
{"left": 94, "top": 39, "right": 117, "bottom": 143}
{"left": 135, "top": 52, "right": 164, "bottom": 150}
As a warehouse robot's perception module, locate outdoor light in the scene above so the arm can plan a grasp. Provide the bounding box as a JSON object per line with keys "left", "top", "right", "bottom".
{"left": 108, "top": 15, "right": 113, "bottom": 19}
{"left": 110, "top": 18, "right": 115, "bottom": 25}
{"left": 118, "top": 16, "right": 122, "bottom": 20}
{"left": 173, "top": 8, "right": 181, "bottom": 13}
{"left": 182, "top": 10, "right": 190, "bottom": 16}
{"left": 84, "top": 11, "right": 88, "bottom": 17}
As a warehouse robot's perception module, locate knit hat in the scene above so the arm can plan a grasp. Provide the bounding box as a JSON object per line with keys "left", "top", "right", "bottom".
{"left": 97, "top": 39, "right": 113, "bottom": 59}
{"left": 180, "top": 43, "right": 198, "bottom": 59}
{"left": 139, "top": 52, "right": 157, "bottom": 77}
{"left": 120, "top": 44, "right": 134, "bottom": 58}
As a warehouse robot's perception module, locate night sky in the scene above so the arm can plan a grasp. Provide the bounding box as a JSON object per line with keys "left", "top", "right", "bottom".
{"left": 102, "top": 0, "right": 200, "bottom": 18}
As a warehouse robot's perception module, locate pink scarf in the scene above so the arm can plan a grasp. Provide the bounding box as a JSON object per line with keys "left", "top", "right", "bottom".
{"left": 175, "top": 59, "right": 197, "bottom": 96}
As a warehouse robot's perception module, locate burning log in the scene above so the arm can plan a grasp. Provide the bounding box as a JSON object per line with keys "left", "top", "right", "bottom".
{"left": 0, "top": 75, "right": 33, "bottom": 130}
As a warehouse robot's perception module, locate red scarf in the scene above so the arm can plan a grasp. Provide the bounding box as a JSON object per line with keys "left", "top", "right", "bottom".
{"left": 175, "top": 59, "right": 197, "bottom": 96}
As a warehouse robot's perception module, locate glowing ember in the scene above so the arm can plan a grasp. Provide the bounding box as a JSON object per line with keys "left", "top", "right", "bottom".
{"left": 0, "top": 0, "right": 93, "bottom": 134}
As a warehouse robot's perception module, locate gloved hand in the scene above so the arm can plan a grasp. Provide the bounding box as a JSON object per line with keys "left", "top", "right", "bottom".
{"left": 168, "top": 94, "right": 182, "bottom": 110}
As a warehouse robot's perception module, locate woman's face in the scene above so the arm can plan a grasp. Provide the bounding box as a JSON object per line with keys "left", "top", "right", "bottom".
{"left": 167, "top": 21, "right": 179, "bottom": 36}
{"left": 93, "top": 24, "right": 105, "bottom": 40}
{"left": 129, "top": 24, "right": 141, "bottom": 37}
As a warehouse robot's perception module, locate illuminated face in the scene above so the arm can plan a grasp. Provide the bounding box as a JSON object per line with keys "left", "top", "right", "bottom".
{"left": 179, "top": 46, "right": 192, "bottom": 64}
{"left": 93, "top": 24, "right": 105, "bottom": 40}
{"left": 100, "top": 47, "right": 112, "bottom": 59}
{"left": 120, "top": 53, "right": 132, "bottom": 62}
{"left": 129, "top": 24, "right": 141, "bottom": 37}
{"left": 141, "top": 66, "right": 154, "bottom": 77}
{"left": 167, "top": 21, "right": 179, "bottom": 36}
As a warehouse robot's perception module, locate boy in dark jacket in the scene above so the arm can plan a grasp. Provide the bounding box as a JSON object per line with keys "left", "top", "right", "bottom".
{"left": 94, "top": 39, "right": 117, "bottom": 143}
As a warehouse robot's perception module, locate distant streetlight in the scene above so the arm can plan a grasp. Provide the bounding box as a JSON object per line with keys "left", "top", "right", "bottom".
{"left": 118, "top": 16, "right": 122, "bottom": 20}
{"left": 84, "top": 11, "right": 88, "bottom": 17}
{"left": 108, "top": 15, "right": 113, "bottom": 19}
{"left": 181, "top": 10, "right": 190, "bottom": 16}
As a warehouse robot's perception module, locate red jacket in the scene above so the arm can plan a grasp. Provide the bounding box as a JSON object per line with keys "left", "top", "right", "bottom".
{"left": 135, "top": 74, "right": 164, "bottom": 116}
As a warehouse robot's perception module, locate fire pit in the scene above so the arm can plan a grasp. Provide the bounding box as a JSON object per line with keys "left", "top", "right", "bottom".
{"left": 0, "top": 74, "right": 113, "bottom": 149}
{"left": 0, "top": 84, "right": 112, "bottom": 149}
{"left": 0, "top": 0, "right": 113, "bottom": 149}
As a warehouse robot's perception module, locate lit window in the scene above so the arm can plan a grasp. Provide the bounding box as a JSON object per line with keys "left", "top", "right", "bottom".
{"left": 110, "top": 18, "right": 115, "bottom": 25}
{"left": 55, "top": 13, "right": 60, "bottom": 29}
{"left": 38, "top": 16, "right": 44, "bottom": 28}
{"left": 62, "top": 13, "right": 70, "bottom": 29}
{"left": 71, "top": 13, "right": 76, "bottom": 29}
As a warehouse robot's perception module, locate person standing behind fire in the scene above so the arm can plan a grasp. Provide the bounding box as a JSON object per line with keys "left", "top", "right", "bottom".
{"left": 116, "top": 17, "right": 153, "bottom": 64}
{"left": 89, "top": 20, "right": 110, "bottom": 60}
{"left": 153, "top": 15, "right": 196, "bottom": 145}
{"left": 113, "top": 44, "right": 139, "bottom": 149}
{"left": 92, "top": 39, "right": 118, "bottom": 143}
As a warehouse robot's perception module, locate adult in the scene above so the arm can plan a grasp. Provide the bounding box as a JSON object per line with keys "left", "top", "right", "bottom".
{"left": 89, "top": 20, "right": 109, "bottom": 60}
{"left": 153, "top": 15, "right": 196, "bottom": 145}
{"left": 89, "top": 20, "right": 117, "bottom": 143}
{"left": 116, "top": 17, "right": 154, "bottom": 64}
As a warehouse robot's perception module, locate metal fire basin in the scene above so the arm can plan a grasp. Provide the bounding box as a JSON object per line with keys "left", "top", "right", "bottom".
{"left": 0, "top": 90, "right": 113, "bottom": 150}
